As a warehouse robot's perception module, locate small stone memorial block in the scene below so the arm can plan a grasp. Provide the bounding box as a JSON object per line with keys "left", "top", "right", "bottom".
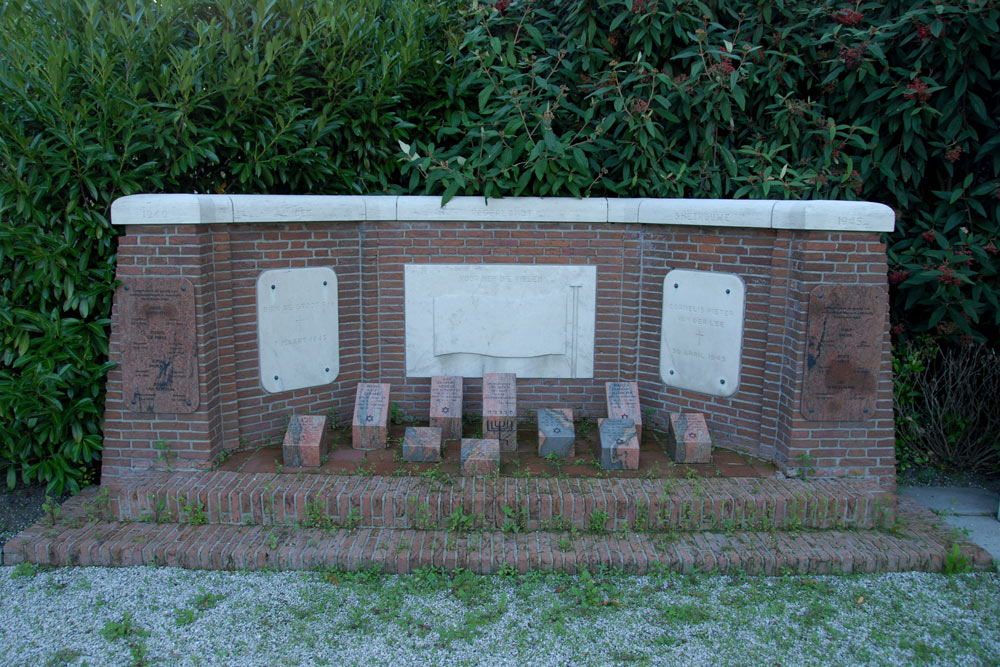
{"left": 666, "top": 413, "right": 712, "bottom": 463}
{"left": 282, "top": 415, "right": 330, "bottom": 468}
{"left": 352, "top": 383, "right": 390, "bottom": 450}
{"left": 460, "top": 438, "right": 500, "bottom": 476}
{"left": 537, "top": 408, "right": 575, "bottom": 458}
{"left": 483, "top": 373, "right": 517, "bottom": 452}
{"left": 429, "top": 375, "right": 463, "bottom": 440}
{"left": 598, "top": 418, "right": 640, "bottom": 470}
{"left": 605, "top": 382, "right": 642, "bottom": 442}
{"left": 402, "top": 426, "right": 442, "bottom": 463}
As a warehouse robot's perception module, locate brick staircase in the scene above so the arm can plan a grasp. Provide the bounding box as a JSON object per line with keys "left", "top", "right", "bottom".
{"left": 3, "top": 471, "right": 994, "bottom": 575}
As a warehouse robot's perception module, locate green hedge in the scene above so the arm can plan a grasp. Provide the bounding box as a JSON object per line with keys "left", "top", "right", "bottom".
{"left": 1, "top": 0, "right": 997, "bottom": 491}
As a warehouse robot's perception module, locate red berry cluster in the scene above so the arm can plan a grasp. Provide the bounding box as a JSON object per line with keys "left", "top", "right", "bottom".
{"left": 936, "top": 265, "right": 962, "bottom": 286}
{"left": 903, "top": 78, "right": 931, "bottom": 104}
{"left": 915, "top": 23, "right": 933, "bottom": 41}
{"left": 839, "top": 44, "right": 866, "bottom": 69}
{"left": 833, "top": 9, "right": 864, "bottom": 26}
{"left": 492, "top": 0, "right": 511, "bottom": 15}
{"left": 629, "top": 98, "right": 649, "bottom": 114}
{"left": 921, "top": 230, "right": 936, "bottom": 242}
{"left": 945, "top": 146, "right": 962, "bottom": 163}
{"left": 890, "top": 323, "right": 907, "bottom": 335}
{"left": 888, "top": 270, "right": 911, "bottom": 286}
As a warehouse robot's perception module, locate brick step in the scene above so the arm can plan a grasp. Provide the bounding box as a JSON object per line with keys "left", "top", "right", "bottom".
{"left": 3, "top": 489, "right": 991, "bottom": 575}
{"left": 105, "top": 470, "right": 896, "bottom": 533}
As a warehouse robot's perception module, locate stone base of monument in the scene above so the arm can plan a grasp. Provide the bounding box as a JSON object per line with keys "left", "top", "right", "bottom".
{"left": 402, "top": 426, "right": 442, "bottom": 463}
{"left": 352, "top": 383, "right": 390, "bottom": 450}
{"left": 537, "top": 408, "right": 574, "bottom": 458}
{"left": 460, "top": 438, "right": 500, "bottom": 476}
{"left": 667, "top": 413, "right": 712, "bottom": 464}
{"left": 14, "top": 473, "right": 977, "bottom": 576}
{"left": 598, "top": 418, "right": 639, "bottom": 470}
{"left": 281, "top": 415, "right": 330, "bottom": 468}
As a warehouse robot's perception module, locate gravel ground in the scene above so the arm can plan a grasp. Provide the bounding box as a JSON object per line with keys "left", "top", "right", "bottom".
{"left": 1, "top": 565, "right": 998, "bottom": 666}
{"left": 0, "top": 483, "right": 60, "bottom": 555}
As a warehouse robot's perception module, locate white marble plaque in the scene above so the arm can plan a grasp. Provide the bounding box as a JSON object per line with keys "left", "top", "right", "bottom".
{"left": 660, "top": 269, "right": 745, "bottom": 397}
{"left": 257, "top": 268, "right": 339, "bottom": 393}
{"left": 405, "top": 264, "right": 596, "bottom": 378}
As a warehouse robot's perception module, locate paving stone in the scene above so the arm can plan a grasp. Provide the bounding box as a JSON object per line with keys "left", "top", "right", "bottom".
{"left": 667, "top": 412, "right": 712, "bottom": 463}
{"left": 352, "top": 383, "right": 390, "bottom": 450}
{"left": 538, "top": 408, "right": 574, "bottom": 458}
{"left": 599, "top": 418, "right": 639, "bottom": 470}
{"left": 402, "top": 426, "right": 442, "bottom": 463}
{"left": 460, "top": 438, "right": 500, "bottom": 476}
{"left": 281, "top": 415, "right": 330, "bottom": 468}
{"left": 429, "top": 375, "right": 463, "bottom": 440}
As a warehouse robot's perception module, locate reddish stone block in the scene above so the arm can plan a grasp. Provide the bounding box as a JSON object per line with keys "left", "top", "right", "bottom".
{"left": 282, "top": 415, "right": 330, "bottom": 468}
{"left": 402, "top": 427, "right": 442, "bottom": 463}
{"left": 667, "top": 412, "right": 712, "bottom": 463}
{"left": 538, "top": 408, "right": 575, "bottom": 459}
{"left": 352, "top": 383, "right": 390, "bottom": 450}
{"left": 483, "top": 373, "right": 517, "bottom": 452}
{"left": 605, "top": 382, "right": 642, "bottom": 442}
{"left": 598, "top": 418, "right": 639, "bottom": 470}
{"left": 429, "top": 376, "right": 463, "bottom": 440}
{"left": 460, "top": 438, "right": 500, "bottom": 476}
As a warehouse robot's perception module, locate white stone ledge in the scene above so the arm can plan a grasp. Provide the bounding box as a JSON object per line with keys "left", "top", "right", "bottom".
{"left": 111, "top": 194, "right": 895, "bottom": 232}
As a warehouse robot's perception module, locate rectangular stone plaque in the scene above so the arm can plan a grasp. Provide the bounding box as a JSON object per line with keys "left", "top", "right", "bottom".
{"left": 257, "top": 267, "right": 339, "bottom": 393}
{"left": 660, "top": 269, "right": 745, "bottom": 397}
{"left": 430, "top": 375, "right": 463, "bottom": 440}
{"left": 802, "top": 285, "right": 884, "bottom": 421}
{"left": 404, "top": 264, "right": 596, "bottom": 378}
{"left": 282, "top": 415, "right": 330, "bottom": 468}
{"left": 483, "top": 372, "right": 517, "bottom": 452}
{"left": 352, "top": 383, "right": 390, "bottom": 449}
{"left": 598, "top": 418, "right": 639, "bottom": 470}
{"left": 118, "top": 277, "right": 198, "bottom": 414}
{"left": 605, "top": 382, "right": 642, "bottom": 442}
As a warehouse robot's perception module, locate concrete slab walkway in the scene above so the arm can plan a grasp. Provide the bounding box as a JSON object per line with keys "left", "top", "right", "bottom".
{"left": 901, "top": 486, "right": 1000, "bottom": 564}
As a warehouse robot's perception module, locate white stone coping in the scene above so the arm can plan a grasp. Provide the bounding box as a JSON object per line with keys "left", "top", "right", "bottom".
{"left": 111, "top": 195, "right": 895, "bottom": 232}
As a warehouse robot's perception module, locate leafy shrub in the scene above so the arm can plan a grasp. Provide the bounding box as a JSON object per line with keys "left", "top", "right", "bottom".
{"left": 894, "top": 339, "right": 1000, "bottom": 473}
{"left": 402, "top": 0, "right": 998, "bottom": 342}
{"left": 0, "top": 0, "right": 460, "bottom": 493}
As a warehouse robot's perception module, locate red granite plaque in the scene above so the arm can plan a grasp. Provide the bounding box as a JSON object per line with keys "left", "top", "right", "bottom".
{"left": 801, "top": 285, "right": 885, "bottom": 421}
{"left": 352, "top": 383, "right": 391, "bottom": 449}
{"left": 118, "top": 278, "right": 198, "bottom": 414}
{"left": 282, "top": 415, "right": 330, "bottom": 468}
{"left": 605, "top": 382, "right": 642, "bottom": 441}
{"left": 483, "top": 373, "right": 517, "bottom": 452}
{"left": 429, "top": 375, "right": 463, "bottom": 440}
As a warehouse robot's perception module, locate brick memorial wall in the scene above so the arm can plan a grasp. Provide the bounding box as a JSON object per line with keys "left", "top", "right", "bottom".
{"left": 103, "top": 195, "right": 896, "bottom": 487}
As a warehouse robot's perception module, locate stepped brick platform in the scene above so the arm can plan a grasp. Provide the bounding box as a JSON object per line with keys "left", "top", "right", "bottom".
{"left": 101, "top": 470, "right": 895, "bottom": 532}
{"left": 2, "top": 487, "right": 992, "bottom": 575}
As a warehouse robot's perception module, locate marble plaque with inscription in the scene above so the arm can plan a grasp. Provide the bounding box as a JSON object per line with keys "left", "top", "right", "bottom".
{"left": 659, "top": 269, "right": 745, "bottom": 397}
{"left": 405, "top": 264, "right": 596, "bottom": 378}
{"left": 257, "top": 268, "right": 339, "bottom": 393}
{"left": 118, "top": 277, "right": 198, "bottom": 414}
{"left": 801, "top": 285, "right": 884, "bottom": 421}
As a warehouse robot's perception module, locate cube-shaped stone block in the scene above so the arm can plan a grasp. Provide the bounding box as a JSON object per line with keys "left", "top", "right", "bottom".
{"left": 429, "top": 375, "right": 463, "bottom": 440}
{"left": 460, "top": 438, "right": 500, "bottom": 476}
{"left": 402, "top": 426, "right": 442, "bottom": 463}
{"left": 598, "top": 418, "right": 640, "bottom": 470}
{"left": 282, "top": 415, "right": 330, "bottom": 468}
{"left": 538, "top": 408, "right": 575, "bottom": 459}
{"left": 666, "top": 412, "right": 712, "bottom": 463}
{"left": 352, "top": 382, "right": 390, "bottom": 450}
{"left": 606, "top": 381, "right": 642, "bottom": 442}
{"left": 483, "top": 373, "right": 517, "bottom": 452}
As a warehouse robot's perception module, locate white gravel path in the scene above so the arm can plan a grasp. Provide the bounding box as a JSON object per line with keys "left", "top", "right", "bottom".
{"left": 2, "top": 565, "right": 998, "bottom": 666}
